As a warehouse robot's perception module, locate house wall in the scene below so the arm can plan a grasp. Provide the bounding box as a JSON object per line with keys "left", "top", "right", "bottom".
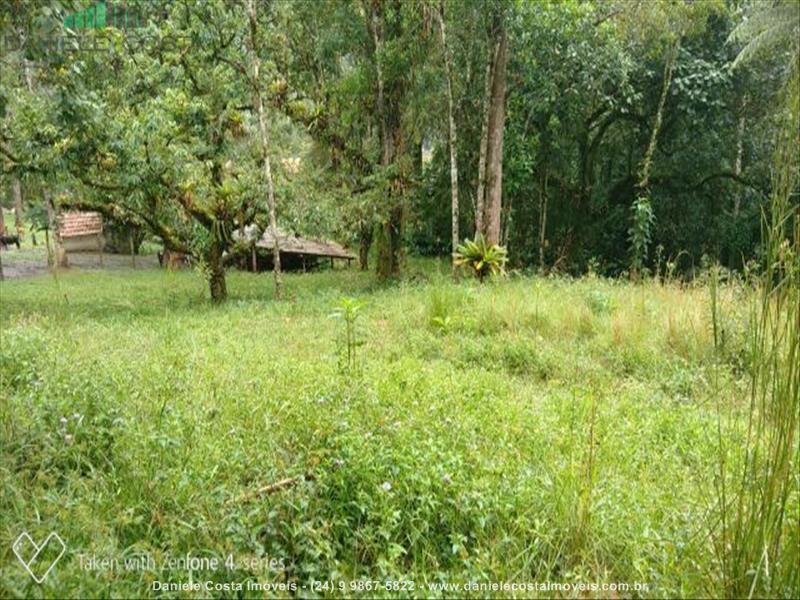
{"left": 62, "top": 234, "right": 105, "bottom": 252}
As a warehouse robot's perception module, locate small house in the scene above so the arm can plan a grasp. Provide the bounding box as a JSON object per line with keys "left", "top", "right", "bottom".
{"left": 59, "top": 212, "right": 105, "bottom": 252}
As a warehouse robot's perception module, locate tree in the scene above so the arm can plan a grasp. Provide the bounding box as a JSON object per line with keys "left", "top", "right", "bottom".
{"left": 482, "top": 14, "right": 507, "bottom": 245}
{"left": 26, "top": 1, "right": 289, "bottom": 302}
{"left": 435, "top": 0, "right": 459, "bottom": 276}
{"left": 245, "top": 0, "right": 282, "bottom": 298}
{"left": 280, "top": 0, "right": 434, "bottom": 280}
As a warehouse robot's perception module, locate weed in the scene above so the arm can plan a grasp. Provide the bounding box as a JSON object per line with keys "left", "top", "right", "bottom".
{"left": 0, "top": 261, "right": 786, "bottom": 598}
{"left": 330, "top": 296, "right": 366, "bottom": 374}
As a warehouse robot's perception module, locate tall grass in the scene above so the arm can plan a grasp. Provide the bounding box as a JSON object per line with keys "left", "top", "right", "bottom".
{"left": 0, "top": 258, "right": 777, "bottom": 597}
{"left": 712, "top": 75, "right": 800, "bottom": 598}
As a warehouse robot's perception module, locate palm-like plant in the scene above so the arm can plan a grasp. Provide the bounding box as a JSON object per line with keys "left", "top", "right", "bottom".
{"left": 729, "top": 0, "right": 799, "bottom": 78}
{"left": 454, "top": 235, "right": 508, "bottom": 282}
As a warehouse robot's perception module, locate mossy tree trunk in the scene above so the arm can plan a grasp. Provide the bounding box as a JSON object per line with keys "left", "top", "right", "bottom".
{"left": 247, "top": 0, "right": 282, "bottom": 299}
{"left": 369, "top": 0, "right": 406, "bottom": 280}
{"left": 207, "top": 238, "right": 227, "bottom": 303}
{"left": 483, "top": 25, "right": 507, "bottom": 245}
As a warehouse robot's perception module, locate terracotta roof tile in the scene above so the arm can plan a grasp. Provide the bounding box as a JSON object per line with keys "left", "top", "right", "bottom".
{"left": 59, "top": 212, "right": 103, "bottom": 238}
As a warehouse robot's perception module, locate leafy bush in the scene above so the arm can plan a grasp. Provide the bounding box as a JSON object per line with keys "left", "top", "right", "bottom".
{"left": 454, "top": 235, "right": 508, "bottom": 282}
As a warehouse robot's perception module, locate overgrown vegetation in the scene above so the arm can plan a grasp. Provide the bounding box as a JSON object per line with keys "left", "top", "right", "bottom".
{"left": 2, "top": 262, "right": 795, "bottom": 597}
{"left": 0, "top": 1, "right": 798, "bottom": 598}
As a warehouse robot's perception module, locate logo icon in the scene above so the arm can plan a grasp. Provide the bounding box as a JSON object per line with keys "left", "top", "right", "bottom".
{"left": 12, "top": 532, "right": 66, "bottom": 583}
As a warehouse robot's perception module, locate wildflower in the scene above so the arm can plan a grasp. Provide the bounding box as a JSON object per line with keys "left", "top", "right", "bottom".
{"left": 381, "top": 481, "right": 392, "bottom": 492}
{"left": 60, "top": 416, "right": 68, "bottom": 426}
{"left": 333, "top": 458, "right": 345, "bottom": 468}
{"left": 442, "top": 474, "right": 453, "bottom": 485}
{"left": 72, "top": 413, "right": 81, "bottom": 421}
{"left": 64, "top": 434, "right": 74, "bottom": 444}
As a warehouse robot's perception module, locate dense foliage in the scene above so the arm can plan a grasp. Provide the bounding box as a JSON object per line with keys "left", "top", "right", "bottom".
{"left": 2, "top": 0, "right": 797, "bottom": 290}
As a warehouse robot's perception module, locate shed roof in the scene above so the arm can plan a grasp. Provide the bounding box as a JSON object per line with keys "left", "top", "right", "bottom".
{"left": 241, "top": 225, "right": 354, "bottom": 259}
{"left": 59, "top": 211, "right": 103, "bottom": 238}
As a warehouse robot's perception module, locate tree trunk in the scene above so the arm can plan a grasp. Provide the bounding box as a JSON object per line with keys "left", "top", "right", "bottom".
{"left": 484, "top": 26, "right": 507, "bottom": 245}
{"left": 538, "top": 169, "right": 549, "bottom": 272}
{"left": 45, "top": 191, "right": 67, "bottom": 268}
{"left": 637, "top": 41, "right": 678, "bottom": 192}
{"left": 436, "top": 2, "right": 459, "bottom": 277}
{"left": 0, "top": 203, "right": 4, "bottom": 281}
{"left": 732, "top": 106, "right": 746, "bottom": 219}
{"left": 377, "top": 204, "right": 403, "bottom": 278}
{"left": 207, "top": 239, "right": 227, "bottom": 303}
{"left": 475, "top": 46, "right": 493, "bottom": 237}
{"left": 247, "top": 0, "right": 282, "bottom": 299}
{"left": 12, "top": 178, "right": 24, "bottom": 240}
{"left": 359, "top": 223, "right": 373, "bottom": 271}
{"left": 370, "top": 0, "right": 404, "bottom": 280}
{"left": 630, "top": 40, "right": 679, "bottom": 276}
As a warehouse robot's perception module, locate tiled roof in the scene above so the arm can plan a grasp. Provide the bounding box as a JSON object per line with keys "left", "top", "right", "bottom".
{"left": 59, "top": 211, "right": 103, "bottom": 238}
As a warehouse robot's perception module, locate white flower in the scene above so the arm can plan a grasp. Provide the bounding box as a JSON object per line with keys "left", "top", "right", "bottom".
{"left": 64, "top": 434, "right": 74, "bottom": 444}
{"left": 442, "top": 474, "right": 453, "bottom": 485}
{"left": 60, "top": 417, "right": 68, "bottom": 426}
{"left": 381, "top": 481, "right": 392, "bottom": 492}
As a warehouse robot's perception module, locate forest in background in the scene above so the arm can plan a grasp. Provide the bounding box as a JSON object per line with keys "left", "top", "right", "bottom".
{"left": 0, "top": 0, "right": 798, "bottom": 291}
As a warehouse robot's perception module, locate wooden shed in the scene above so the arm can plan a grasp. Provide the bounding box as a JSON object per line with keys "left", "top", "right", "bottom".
{"left": 59, "top": 211, "right": 105, "bottom": 252}
{"left": 239, "top": 226, "right": 354, "bottom": 271}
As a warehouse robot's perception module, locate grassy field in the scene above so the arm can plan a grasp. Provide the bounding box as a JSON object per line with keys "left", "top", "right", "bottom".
{"left": 0, "top": 263, "right": 793, "bottom": 597}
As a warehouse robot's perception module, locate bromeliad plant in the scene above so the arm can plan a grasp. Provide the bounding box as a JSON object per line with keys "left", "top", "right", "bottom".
{"left": 454, "top": 235, "right": 508, "bottom": 283}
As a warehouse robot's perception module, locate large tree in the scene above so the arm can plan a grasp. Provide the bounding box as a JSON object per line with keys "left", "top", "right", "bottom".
{"left": 22, "top": 0, "right": 288, "bottom": 301}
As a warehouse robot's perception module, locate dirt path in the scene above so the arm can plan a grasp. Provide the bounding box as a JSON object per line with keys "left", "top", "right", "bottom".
{"left": 0, "top": 247, "right": 159, "bottom": 280}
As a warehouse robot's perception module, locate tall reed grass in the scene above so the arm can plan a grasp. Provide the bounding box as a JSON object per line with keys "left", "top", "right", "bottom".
{"left": 711, "top": 73, "right": 799, "bottom": 598}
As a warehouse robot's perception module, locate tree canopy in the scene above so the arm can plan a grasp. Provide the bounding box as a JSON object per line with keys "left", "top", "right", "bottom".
{"left": 1, "top": 0, "right": 798, "bottom": 297}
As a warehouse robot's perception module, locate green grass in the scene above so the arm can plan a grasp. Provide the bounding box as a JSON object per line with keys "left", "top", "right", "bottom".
{"left": 0, "top": 264, "right": 795, "bottom": 598}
